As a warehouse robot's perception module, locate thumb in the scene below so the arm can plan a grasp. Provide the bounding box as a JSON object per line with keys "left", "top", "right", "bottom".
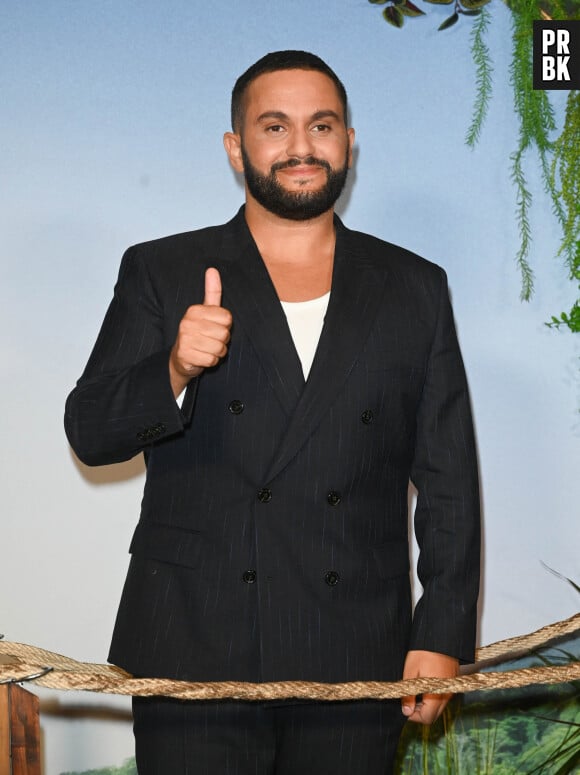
{"left": 203, "top": 267, "right": 222, "bottom": 306}
{"left": 401, "top": 695, "right": 416, "bottom": 717}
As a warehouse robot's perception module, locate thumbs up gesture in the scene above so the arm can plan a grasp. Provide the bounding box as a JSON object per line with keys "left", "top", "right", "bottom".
{"left": 169, "top": 267, "right": 233, "bottom": 396}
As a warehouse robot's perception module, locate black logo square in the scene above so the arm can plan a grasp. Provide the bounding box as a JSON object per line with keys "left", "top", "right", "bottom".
{"left": 533, "top": 20, "right": 580, "bottom": 90}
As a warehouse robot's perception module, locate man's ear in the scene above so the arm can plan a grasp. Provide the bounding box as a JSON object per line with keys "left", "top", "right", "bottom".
{"left": 223, "top": 132, "right": 244, "bottom": 173}
{"left": 347, "top": 127, "right": 355, "bottom": 168}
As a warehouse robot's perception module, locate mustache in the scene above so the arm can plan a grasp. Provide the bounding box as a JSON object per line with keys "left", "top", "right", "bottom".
{"left": 270, "top": 156, "right": 332, "bottom": 174}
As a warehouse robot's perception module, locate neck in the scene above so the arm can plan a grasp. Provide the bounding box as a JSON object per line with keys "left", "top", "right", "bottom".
{"left": 243, "top": 195, "right": 337, "bottom": 302}
{"left": 243, "top": 194, "right": 336, "bottom": 263}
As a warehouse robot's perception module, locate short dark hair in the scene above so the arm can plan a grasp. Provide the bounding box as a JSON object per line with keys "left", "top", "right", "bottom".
{"left": 231, "top": 50, "right": 348, "bottom": 132}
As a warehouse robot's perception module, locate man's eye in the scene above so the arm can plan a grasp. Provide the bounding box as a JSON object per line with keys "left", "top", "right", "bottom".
{"left": 266, "top": 125, "right": 285, "bottom": 133}
{"left": 312, "top": 124, "right": 331, "bottom": 133}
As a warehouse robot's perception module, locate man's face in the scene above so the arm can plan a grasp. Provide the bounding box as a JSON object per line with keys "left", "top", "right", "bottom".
{"left": 225, "top": 69, "right": 355, "bottom": 221}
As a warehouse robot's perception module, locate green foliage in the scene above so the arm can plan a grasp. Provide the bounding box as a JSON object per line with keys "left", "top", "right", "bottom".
{"left": 439, "top": 11, "right": 460, "bottom": 29}
{"left": 509, "top": 0, "right": 557, "bottom": 302}
{"left": 60, "top": 758, "right": 137, "bottom": 775}
{"left": 368, "top": 0, "right": 490, "bottom": 30}
{"left": 541, "top": 563, "right": 580, "bottom": 595}
{"left": 394, "top": 635, "right": 580, "bottom": 774}
{"left": 507, "top": 1, "right": 580, "bottom": 330}
{"left": 546, "top": 91, "right": 580, "bottom": 333}
{"left": 551, "top": 91, "right": 580, "bottom": 275}
{"left": 510, "top": 145, "right": 535, "bottom": 301}
{"left": 546, "top": 291, "right": 580, "bottom": 332}
{"left": 400, "top": 1, "right": 428, "bottom": 17}
{"left": 384, "top": 4, "right": 406, "bottom": 27}
{"left": 523, "top": 713, "right": 580, "bottom": 774}
{"left": 465, "top": 7, "right": 493, "bottom": 147}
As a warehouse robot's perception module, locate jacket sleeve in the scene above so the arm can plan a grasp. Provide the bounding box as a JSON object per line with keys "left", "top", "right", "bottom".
{"left": 64, "top": 246, "right": 197, "bottom": 466}
{"left": 409, "top": 268, "right": 481, "bottom": 664}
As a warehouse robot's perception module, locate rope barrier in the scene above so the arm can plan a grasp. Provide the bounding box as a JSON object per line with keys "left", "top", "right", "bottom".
{"left": 0, "top": 612, "right": 578, "bottom": 702}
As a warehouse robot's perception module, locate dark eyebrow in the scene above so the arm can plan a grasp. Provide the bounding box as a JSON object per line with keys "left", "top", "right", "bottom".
{"left": 310, "top": 110, "right": 341, "bottom": 122}
{"left": 256, "top": 109, "right": 342, "bottom": 123}
{"left": 256, "top": 111, "right": 290, "bottom": 123}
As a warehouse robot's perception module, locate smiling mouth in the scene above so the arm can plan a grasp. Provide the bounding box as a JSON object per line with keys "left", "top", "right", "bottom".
{"left": 279, "top": 165, "right": 322, "bottom": 175}
{"left": 277, "top": 168, "right": 326, "bottom": 189}
{"left": 271, "top": 156, "right": 332, "bottom": 175}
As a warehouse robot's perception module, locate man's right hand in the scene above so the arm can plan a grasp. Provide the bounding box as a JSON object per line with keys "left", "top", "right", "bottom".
{"left": 169, "top": 267, "right": 232, "bottom": 397}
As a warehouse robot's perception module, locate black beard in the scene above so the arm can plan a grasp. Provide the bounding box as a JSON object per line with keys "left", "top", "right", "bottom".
{"left": 241, "top": 146, "right": 349, "bottom": 221}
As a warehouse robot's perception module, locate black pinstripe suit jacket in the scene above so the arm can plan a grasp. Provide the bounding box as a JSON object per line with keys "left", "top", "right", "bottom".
{"left": 65, "top": 206, "right": 480, "bottom": 684}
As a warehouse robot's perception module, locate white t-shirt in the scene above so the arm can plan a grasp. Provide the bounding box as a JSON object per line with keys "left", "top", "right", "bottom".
{"left": 280, "top": 292, "right": 330, "bottom": 379}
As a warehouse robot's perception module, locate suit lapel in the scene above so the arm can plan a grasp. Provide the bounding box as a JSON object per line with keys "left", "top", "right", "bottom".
{"left": 217, "top": 209, "right": 305, "bottom": 418}
{"left": 264, "top": 218, "right": 389, "bottom": 482}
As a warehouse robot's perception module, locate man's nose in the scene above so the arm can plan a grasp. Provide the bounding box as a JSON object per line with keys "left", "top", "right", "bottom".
{"left": 285, "top": 128, "right": 315, "bottom": 159}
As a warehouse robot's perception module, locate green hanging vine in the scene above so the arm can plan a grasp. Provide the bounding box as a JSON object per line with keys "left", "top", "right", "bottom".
{"left": 507, "top": 0, "right": 579, "bottom": 332}
{"left": 508, "top": 0, "right": 558, "bottom": 301}
{"left": 547, "top": 89, "right": 580, "bottom": 332}
{"left": 368, "top": 0, "right": 580, "bottom": 334}
{"left": 465, "top": 7, "right": 494, "bottom": 147}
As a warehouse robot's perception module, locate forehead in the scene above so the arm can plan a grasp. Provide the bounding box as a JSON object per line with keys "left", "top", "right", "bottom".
{"left": 243, "top": 69, "right": 344, "bottom": 121}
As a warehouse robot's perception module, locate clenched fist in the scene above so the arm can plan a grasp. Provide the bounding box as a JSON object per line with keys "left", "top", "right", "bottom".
{"left": 401, "top": 650, "right": 459, "bottom": 725}
{"left": 169, "top": 267, "right": 232, "bottom": 397}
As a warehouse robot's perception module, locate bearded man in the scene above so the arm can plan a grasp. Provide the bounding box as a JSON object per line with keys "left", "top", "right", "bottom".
{"left": 65, "top": 50, "right": 480, "bottom": 775}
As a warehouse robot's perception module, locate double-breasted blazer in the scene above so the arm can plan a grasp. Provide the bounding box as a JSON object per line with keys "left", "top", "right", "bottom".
{"left": 65, "top": 207, "right": 480, "bottom": 684}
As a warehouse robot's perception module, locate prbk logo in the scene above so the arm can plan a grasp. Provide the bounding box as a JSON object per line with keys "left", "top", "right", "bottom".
{"left": 533, "top": 21, "right": 580, "bottom": 89}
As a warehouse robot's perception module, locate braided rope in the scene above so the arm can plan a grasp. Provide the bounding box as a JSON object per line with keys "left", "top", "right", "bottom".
{"left": 1, "top": 612, "right": 578, "bottom": 701}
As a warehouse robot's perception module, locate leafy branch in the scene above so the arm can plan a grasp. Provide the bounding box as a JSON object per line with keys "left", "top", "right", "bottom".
{"left": 369, "top": 0, "right": 491, "bottom": 30}
{"left": 508, "top": 0, "right": 579, "bottom": 328}
{"left": 465, "top": 7, "right": 493, "bottom": 146}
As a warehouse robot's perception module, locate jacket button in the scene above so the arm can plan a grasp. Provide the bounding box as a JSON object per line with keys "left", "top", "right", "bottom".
{"left": 325, "top": 570, "right": 340, "bottom": 587}
{"left": 361, "top": 409, "right": 374, "bottom": 424}
{"left": 257, "top": 488, "right": 272, "bottom": 503}
{"left": 242, "top": 569, "right": 257, "bottom": 584}
{"left": 327, "top": 491, "right": 341, "bottom": 506}
{"left": 228, "top": 400, "right": 244, "bottom": 415}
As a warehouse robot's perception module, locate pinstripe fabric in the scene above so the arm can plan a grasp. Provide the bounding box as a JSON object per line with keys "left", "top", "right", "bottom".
{"left": 65, "top": 206, "right": 480, "bottom": 687}
{"left": 132, "top": 697, "right": 405, "bottom": 775}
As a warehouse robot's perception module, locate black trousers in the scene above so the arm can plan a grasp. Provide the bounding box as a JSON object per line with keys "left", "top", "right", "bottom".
{"left": 133, "top": 697, "right": 405, "bottom": 775}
